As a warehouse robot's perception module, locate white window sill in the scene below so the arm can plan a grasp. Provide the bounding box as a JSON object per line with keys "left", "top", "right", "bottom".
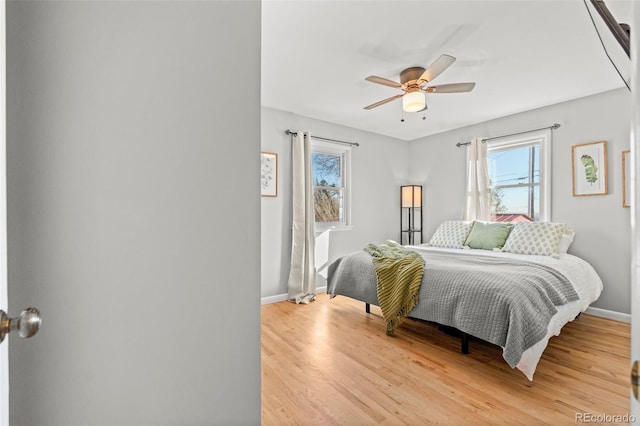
{"left": 315, "top": 225, "right": 354, "bottom": 234}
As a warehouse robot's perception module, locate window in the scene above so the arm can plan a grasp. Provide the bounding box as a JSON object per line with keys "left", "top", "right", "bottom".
{"left": 311, "top": 139, "right": 351, "bottom": 230}
{"left": 487, "top": 131, "right": 551, "bottom": 222}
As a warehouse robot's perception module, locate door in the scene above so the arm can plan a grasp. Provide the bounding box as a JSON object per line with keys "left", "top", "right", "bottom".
{"left": 1, "top": 4, "right": 42, "bottom": 423}
{"left": 4, "top": 2, "right": 261, "bottom": 425}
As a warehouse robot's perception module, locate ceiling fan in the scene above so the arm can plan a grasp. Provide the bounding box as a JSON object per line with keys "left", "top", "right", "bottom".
{"left": 364, "top": 54, "right": 476, "bottom": 113}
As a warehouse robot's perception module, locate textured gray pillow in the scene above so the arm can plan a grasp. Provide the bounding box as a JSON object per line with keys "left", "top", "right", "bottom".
{"left": 502, "top": 222, "right": 566, "bottom": 257}
{"left": 428, "top": 220, "right": 474, "bottom": 249}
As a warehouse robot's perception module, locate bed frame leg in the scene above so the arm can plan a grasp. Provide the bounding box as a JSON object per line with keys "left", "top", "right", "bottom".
{"left": 365, "top": 303, "right": 370, "bottom": 314}
{"left": 461, "top": 332, "right": 469, "bottom": 354}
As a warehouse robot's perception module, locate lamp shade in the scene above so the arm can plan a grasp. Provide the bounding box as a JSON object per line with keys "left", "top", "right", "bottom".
{"left": 402, "top": 91, "right": 425, "bottom": 112}
{"left": 401, "top": 185, "right": 422, "bottom": 208}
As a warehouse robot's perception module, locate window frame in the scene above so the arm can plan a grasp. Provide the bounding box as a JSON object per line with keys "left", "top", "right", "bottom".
{"left": 311, "top": 139, "right": 352, "bottom": 232}
{"left": 486, "top": 129, "right": 551, "bottom": 221}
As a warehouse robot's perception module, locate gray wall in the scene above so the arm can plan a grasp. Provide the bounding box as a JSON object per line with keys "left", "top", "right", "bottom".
{"left": 7, "top": 1, "right": 261, "bottom": 425}
{"left": 261, "top": 107, "right": 408, "bottom": 298}
{"left": 409, "top": 88, "right": 631, "bottom": 314}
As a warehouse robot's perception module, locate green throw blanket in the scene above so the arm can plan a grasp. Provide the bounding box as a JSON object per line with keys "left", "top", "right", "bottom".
{"left": 364, "top": 240, "right": 425, "bottom": 336}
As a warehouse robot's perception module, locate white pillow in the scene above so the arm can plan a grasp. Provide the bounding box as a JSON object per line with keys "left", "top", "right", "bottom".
{"left": 502, "top": 221, "right": 566, "bottom": 258}
{"left": 428, "top": 220, "right": 474, "bottom": 249}
{"left": 557, "top": 227, "right": 575, "bottom": 254}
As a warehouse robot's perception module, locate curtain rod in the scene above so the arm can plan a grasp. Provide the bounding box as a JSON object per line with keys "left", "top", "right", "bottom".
{"left": 456, "top": 123, "right": 561, "bottom": 147}
{"left": 285, "top": 129, "right": 360, "bottom": 147}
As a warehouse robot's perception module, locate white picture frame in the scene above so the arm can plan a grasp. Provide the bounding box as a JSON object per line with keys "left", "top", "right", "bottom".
{"left": 571, "top": 141, "right": 608, "bottom": 196}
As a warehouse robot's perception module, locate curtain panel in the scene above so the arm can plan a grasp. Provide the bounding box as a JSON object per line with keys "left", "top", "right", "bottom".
{"left": 463, "top": 137, "right": 491, "bottom": 221}
{"left": 287, "top": 131, "right": 317, "bottom": 304}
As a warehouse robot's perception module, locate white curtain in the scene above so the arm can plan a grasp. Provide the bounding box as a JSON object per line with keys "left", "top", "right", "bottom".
{"left": 287, "top": 131, "right": 316, "bottom": 304}
{"left": 463, "top": 137, "right": 491, "bottom": 221}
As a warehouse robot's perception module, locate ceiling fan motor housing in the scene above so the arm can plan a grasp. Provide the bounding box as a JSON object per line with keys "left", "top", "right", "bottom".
{"left": 400, "top": 67, "right": 426, "bottom": 85}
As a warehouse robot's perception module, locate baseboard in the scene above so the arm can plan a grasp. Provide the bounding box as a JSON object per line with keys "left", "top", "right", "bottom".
{"left": 261, "top": 286, "right": 327, "bottom": 305}
{"left": 585, "top": 306, "right": 631, "bottom": 323}
{"left": 260, "top": 293, "right": 289, "bottom": 305}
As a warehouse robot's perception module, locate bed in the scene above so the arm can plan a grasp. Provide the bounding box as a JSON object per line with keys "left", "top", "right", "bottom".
{"left": 326, "top": 220, "right": 603, "bottom": 380}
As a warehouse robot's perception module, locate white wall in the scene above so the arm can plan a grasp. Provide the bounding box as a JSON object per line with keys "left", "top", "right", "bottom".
{"left": 261, "top": 107, "right": 408, "bottom": 298}
{"left": 409, "top": 88, "right": 631, "bottom": 314}
{"left": 7, "top": 1, "right": 261, "bottom": 424}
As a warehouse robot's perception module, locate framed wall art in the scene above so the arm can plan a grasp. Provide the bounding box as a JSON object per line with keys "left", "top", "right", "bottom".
{"left": 571, "top": 141, "right": 608, "bottom": 196}
{"left": 623, "top": 150, "right": 630, "bottom": 208}
{"left": 261, "top": 151, "right": 278, "bottom": 197}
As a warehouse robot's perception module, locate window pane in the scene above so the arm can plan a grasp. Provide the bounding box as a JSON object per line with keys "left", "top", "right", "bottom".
{"left": 312, "top": 152, "right": 341, "bottom": 187}
{"left": 532, "top": 145, "right": 539, "bottom": 184}
{"left": 491, "top": 185, "right": 539, "bottom": 221}
{"left": 314, "top": 188, "right": 342, "bottom": 222}
{"left": 488, "top": 144, "right": 539, "bottom": 186}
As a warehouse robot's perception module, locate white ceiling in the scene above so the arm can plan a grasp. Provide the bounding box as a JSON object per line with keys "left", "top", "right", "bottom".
{"left": 261, "top": 0, "right": 632, "bottom": 141}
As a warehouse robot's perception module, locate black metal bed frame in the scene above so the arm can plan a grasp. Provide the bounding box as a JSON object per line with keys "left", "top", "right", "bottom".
{"left": 365, "top": 302, "right": 469, "bottom": 354}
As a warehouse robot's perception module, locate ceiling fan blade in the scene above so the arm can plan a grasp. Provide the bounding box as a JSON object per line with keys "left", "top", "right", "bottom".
{"left": 419, "top": 54, "right": 456, "bottom": 82}
{"left": 425, "top": 82, "right": 476, "bottom": 93}
{"left": 363, "top": 93, "right": 404, "bottom": 110}
{"left": 365, "top": 75, "right": 402, "bottom": 88}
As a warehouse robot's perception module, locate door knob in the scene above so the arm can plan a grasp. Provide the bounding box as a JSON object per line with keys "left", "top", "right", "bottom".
{"left": 0, "top": 307, "right": 41, "bottom": 343}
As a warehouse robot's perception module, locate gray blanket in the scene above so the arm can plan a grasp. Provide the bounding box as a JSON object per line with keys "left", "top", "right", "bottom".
{"left": 327, "top": 248, "right": 579, "bottom": 368}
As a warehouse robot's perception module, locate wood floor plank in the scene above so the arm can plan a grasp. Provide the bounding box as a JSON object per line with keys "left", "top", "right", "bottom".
{"left": 262, "top": 296, "right": 631, "bottom": 424}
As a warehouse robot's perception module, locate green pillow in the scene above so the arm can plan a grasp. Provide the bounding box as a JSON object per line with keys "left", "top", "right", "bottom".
{"left": 463, "top": 221, "right": 514, "bottom": 250}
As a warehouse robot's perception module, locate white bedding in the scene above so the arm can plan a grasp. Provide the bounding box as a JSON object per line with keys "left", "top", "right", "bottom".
{"left": 407, "top": 245, "right": 603, "bottom": 380}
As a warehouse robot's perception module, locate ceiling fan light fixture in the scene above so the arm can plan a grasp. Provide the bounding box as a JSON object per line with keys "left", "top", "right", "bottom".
{"left": 402, "top": 91, "right": 425, "bottom": 112}
{"left": 363, "top": 54, "right": 474, "bottom": 112}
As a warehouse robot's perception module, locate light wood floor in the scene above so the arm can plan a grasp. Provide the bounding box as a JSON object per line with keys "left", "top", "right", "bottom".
{"left": 262, "top": 295, "right": 631, "bottom": 425}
